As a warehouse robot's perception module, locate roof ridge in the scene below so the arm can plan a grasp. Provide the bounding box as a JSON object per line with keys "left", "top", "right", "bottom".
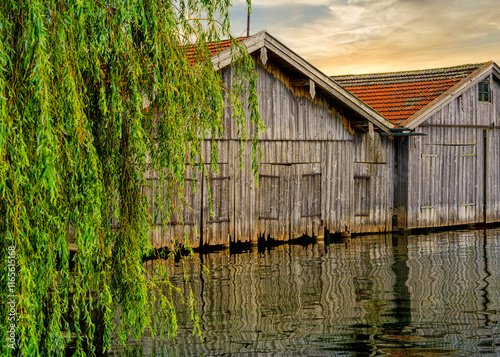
{"left": 331, "top": 62, "right": 488, "bottom": 80}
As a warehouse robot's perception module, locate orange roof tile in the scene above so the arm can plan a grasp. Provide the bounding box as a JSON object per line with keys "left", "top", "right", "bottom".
{"left": 332, "top": 63, "right": 486, "bottom": 125}
{"left": 186, "top": 37, "right": 246, "bottom": 64}
{"left": 100, "top": 38, "right": 246, "bottom": 83}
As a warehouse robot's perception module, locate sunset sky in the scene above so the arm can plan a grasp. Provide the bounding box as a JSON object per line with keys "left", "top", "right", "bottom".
{"left": 229, "top": 0, "right": 500, "bottom": 75}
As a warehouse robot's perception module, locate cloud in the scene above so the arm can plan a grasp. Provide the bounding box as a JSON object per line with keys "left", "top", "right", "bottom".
{"left": 230, "top": 1, "right": 332, "bottom": 37}
{"left": 230, "top": 0, "right": 500, "bottom": 74}
{"left": 250, "top": 0, "right": 332, "bottom": 6}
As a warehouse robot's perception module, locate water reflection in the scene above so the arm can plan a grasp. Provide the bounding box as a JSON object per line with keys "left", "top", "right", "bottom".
{"left": 111, "top": 229, "right": 500, "bottom": 356}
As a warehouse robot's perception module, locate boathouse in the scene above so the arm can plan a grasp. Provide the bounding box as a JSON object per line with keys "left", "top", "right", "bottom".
{"left": 333, "top": 61, "right": 500, "bottom": 230}
{"left": 148, "top": 31, "right": 396, "bottom": 249}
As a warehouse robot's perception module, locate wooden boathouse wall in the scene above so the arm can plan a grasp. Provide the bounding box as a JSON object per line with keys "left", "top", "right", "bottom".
{"left": 146, "top": 54, "right": 394, "bottom": 248}
{"left": 484, "top": 77, "right": 500, "bottom": 223}
{"left": 395, "top": 74, "right": 500, "bottom": 229}
{"left": 352, "top": 132, "right": 394, "bottom": 233}
{"left": 251, "top": 57, "right": 356, "bottom": 243}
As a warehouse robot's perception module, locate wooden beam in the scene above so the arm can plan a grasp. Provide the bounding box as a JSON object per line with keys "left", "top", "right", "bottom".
{"left": 368, "top": 121, "right": 374, "bottom": 140}
{"left": 211, "top": 30, "right": 266, "bottom": 70}
{"left": 260, "top": 47, "right": 268, "bottom": 65}
{"left": 291, "top": 79, "right": 309, "bottom": 86}
{"left": 309, "top": 79, "right": 315, "bottom": 100}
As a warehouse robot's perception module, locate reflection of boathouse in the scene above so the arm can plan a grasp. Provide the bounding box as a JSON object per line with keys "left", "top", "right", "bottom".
{"left": 133, "top": 229, "right": 500, "bottom": 356}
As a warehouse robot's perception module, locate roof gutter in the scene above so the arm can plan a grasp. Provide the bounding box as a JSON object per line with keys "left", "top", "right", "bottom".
{"left": 379, "top": 132, "right": 427, "bottom": 137}
{"left": 377, "top": 127, "right": 427, "bottom": 137}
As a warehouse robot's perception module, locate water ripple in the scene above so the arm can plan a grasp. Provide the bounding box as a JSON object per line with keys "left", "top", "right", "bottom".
{"left": 111, "top": 228, "right": 500, "bottom": 356}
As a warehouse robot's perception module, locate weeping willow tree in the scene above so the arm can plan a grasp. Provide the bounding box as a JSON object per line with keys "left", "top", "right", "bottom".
{"left": 0, "top": 0, "right": 263, "bottom": 355}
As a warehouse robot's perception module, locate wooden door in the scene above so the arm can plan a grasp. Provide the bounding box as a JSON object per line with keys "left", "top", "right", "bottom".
{"left": 418, "top": 142, "right": 482, "bottom": 227}
{"left": 292, "top": 163, "right": 322, "bottom": 238}
{"left": 258, "top": 164, "right": 288, "bottom": 240}
{"left": 259, "top": 163, "right": 322, "bottom": 241}
{"left": 455, "top": 144, "right": 482, "bottom": 225}
{"left": 202, "top": 164, "right": 232, "bottom": 246}
{"left": 353, "top": 164, "right": 371, "bottom": 224}
{"left": 418, "top": 145, "right": 442, "bottom": 227}
{"left": 146, "top": 166, "right": 202, "bottom": 249}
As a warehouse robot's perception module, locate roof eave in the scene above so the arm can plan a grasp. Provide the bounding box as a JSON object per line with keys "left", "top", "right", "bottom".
{"left": 211, "top": 30, "right": 267, "bottom": 71}
{"left": 212, "top": 31, "right": 394, "bottom": 133}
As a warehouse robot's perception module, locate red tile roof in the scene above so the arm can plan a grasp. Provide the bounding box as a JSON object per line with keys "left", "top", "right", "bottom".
{"left": 332, "top": 63, "right": 488, "bottom": 125}
{"left": 186, "top": 38, "right": 246, "bottom": 64}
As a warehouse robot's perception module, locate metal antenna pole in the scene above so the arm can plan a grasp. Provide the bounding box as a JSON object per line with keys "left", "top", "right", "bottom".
{"left": 247, "top": 9, "right": 250, "bottom": 37}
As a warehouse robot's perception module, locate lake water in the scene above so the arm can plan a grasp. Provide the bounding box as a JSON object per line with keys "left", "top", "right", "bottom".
{"left": 112, "top": 228, "right": 500, "bottom": 356}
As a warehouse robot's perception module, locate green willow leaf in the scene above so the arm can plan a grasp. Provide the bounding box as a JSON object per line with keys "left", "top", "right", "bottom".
{"left": 0, "top": 0, "right": 262, "bottom": 356}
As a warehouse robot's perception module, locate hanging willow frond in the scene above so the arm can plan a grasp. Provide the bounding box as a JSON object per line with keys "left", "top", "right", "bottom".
{"left": 0, "top": 0, "right": 261, "bottom": 355}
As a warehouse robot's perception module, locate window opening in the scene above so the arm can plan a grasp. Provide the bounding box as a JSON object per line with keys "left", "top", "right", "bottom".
{"left": 479, "top": 77, "right": 490, "bottom": 102}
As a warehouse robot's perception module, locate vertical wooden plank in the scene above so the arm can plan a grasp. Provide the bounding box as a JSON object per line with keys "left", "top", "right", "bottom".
{"left": 249, "top": 141, "right": 258, "bottom": 243}
{"left": 450, "top": 143, "right": 458, "bottom": 226}
{"left": 394, "top": 137, "right": 408, "bottom": 230}
{"left": 407, "top": 134, "right": 420, "bottom": 229}
{"left": 202, "top": 163, "right": 230, "bottom": 246}
{"left": 346, "top": 140, "right": 354, "bottom": 233}
{"left": 260, "top": 158, "right": 267, "bottom": 238}
{"left": 350, "top": 132, "right": 393, "bottom": 233}
{"left": 230, "top": 140, "right": 238, "bottom": 242}
{"left": 488, "top": 78, "right": 500, "bottom": 221}
{"left": 280, "top": 164, "right": 290, "bottom": 241}
{"left": 291, "top": 163, "right": 302, "bottom": 239}
{"left": 321, "top": 142, "right": 331, "bottom": 233}
{"left": 441, "top": 129, "right": 449, "bottom": 227}
{"left": 222, "top": 67, "right": 232, "bottom": 140}
{"left": 258, "top": 162, "right": 283, "bottom": 240}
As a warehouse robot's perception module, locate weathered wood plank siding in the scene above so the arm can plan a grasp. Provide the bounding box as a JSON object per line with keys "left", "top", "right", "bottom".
{"left": 351, "top": 133, "right": 394, "bottom": 233}
{"left": 321, "top": 141, "right": 352, "bottom": 234}
{"left": 222, "top": 60, "right": 361, "bottom": 243}
{"left": 202, "top": 162, "right": 232, "bottom": 246}
{"left": 251, "top": 60, "right": 356, "bottom": 240}
{"left": 232, "top": 141, "right": 259, "bottom": 243}
{"left": 485, "top": 77, "right": 500, "bottom": 222}
{"left": 402, "top": 80, "right": 498, "bottom": 229}
{"left": 152, "top": 56, "right": 395, "bottom": 248}
{"left": 253, "top": 62, "right": 353, "bottom": 142}
{"left": 393, "top": 137, "right": 409, "bottom": 230}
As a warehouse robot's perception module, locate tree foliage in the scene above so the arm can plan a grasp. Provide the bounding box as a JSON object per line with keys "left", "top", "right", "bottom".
{"left": 0, "top": 0, "right": 262, "bottom": 355}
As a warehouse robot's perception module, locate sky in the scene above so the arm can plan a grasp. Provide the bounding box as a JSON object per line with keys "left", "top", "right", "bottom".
{"left": 228, "top": 0, "right": 500, "bottom": 75}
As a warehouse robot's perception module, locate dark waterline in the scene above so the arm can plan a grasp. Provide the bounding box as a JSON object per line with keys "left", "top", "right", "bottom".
{"left": 112, "top": 229, "right": 500, "bottom": 356}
